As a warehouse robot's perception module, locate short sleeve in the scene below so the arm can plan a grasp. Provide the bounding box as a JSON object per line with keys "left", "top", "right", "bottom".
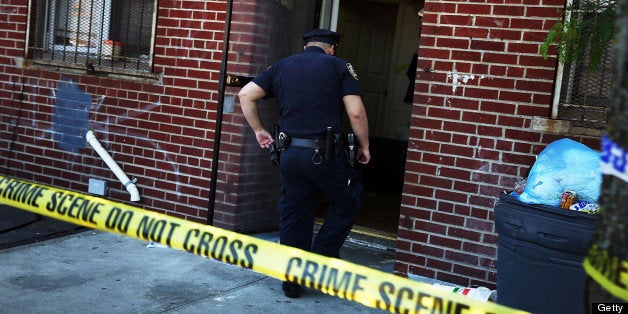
{"left": 252, "top": 66, "right": 275, "bottom": 98}
{"left": 340, "top": 62, "right": 361, "bottom": 96}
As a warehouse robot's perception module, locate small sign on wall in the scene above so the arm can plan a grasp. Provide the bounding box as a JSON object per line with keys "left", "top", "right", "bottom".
{"left": 223, "top": 95, "right": 234, "bottom": 113}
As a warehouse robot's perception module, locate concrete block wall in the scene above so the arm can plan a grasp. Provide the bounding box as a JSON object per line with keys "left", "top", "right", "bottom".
{"left": 394, "top": 0, "right": 601, "bottom": 288}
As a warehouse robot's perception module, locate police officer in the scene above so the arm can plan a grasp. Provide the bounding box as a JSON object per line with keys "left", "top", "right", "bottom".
{"left": 238, "top": 29, "right": 370, "bottom": 298}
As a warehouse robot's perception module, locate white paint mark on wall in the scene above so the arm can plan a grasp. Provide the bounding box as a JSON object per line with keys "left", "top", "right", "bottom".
{"left": 478, "top": 162, "right": 490, "bottom": 172}
{"left": 447, "top": 70, "right": 478, "bottom": 93}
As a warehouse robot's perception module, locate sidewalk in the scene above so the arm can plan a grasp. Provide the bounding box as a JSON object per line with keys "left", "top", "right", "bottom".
{"left": 0, "top": 218, "right": 395, "bottom": 313}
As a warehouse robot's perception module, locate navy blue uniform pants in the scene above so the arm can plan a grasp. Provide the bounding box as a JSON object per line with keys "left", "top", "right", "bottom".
{"left": 278, "top": 146, "right": 365, "bottom": 258}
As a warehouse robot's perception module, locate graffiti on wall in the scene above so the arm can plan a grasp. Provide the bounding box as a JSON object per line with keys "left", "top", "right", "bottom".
{"left": 53, "top": 80, "right": 91, "bottom": 153}
{"left": 2, "top": 78, "right": 188, "bottom": 200}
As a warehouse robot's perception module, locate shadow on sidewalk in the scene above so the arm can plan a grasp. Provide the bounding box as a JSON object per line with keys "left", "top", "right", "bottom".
{"left": 0, "top": 204, "right": 86, "bottom": 250}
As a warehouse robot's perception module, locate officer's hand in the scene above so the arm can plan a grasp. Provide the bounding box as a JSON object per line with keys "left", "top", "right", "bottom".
{"left": 255, "top": 129, "right": 274, "bottom": 149}
{"left": 356, "top": 148, "right": 370, "bottom": 165}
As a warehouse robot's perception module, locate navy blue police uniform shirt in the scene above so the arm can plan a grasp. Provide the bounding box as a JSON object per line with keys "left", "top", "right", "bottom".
{"left": 252, "top": 46, "right": 361, "bottom": 139}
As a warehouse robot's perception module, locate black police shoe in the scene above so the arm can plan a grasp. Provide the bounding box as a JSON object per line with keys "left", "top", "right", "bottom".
{"left": 282, "top": 281, "right": 301, "bottom": 298}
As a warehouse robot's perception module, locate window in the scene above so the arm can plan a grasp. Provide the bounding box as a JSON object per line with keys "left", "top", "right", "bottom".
{"left": 551, "top": 0, "right": 615, "bottom": 130}
{"left": 27, "top": 0, "right": 157, "bottom": 75}
{"left": 553, "top": 44, "right": 613, "bottom": 129}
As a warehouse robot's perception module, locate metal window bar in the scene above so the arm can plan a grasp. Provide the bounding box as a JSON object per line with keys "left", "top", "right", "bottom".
{"left": 552, "top": 0, "right": 615, "bottom": 129}
{"left": 27, "top": 0, "right": 155, "bottom": 74}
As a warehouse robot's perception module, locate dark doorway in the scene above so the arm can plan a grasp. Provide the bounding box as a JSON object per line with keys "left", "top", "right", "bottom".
{"left": 315, "top": 0, "right": 422, "bottom": 235}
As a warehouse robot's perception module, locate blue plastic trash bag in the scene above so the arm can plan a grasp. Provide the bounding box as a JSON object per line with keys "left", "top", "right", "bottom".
{"left": 516, "top": 138, "right": 601, "bottom": 207}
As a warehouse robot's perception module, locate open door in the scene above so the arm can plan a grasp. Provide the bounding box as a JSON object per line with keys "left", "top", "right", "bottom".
{"left": 329, "top": 0, "right": 422, "bottom": 234}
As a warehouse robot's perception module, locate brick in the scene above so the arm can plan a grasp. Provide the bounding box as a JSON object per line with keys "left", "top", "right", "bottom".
{"left": 454, "top": 180, "right": 479, "bottom": 193}
{"left": 419, "top": 47, "right": 452, "bottom": 61}
{"left": 470, "top": 64, "right": 488, "bottom": 76}
{"left": 492, "top": 163, "right": 520, "bottom": 176}
{"left": 419, "top": 117, "right": 446, "bottom": 131}
{"left": 457, "top": 4, "right": 492, "bottom": 15}
{"left": 431, "top": 83, "right": 462, "bottom": 96}
{"left": 506, "top": 67, "right": 525, "bottom": 78}
{"left": 435, "top": 189, "right": 469, "bottom": 204}
{"left": 414, "top": 220, "right": 447, "bottom": 234}
{"left": 420, "top": 175, "right": 454, "bottom": 189}
{"left": 464, "top": 87, "right": 498, "bottom": 99}
{"left": 412, "top": 243, "right": 445, "bottom": 258}
{"left": 508, "top": 42, "right": 542, "bottom": 54}
{"left": 428, "top": 107, "right": 462, "bottom": 120}
{"left": 438, "top": 201, "right": 456, "bottom": 213}
{"left": 454, "top": 27, "right": 489, "bottom": 39}
{"left": 403, "top": 184, "right": 435, "bottom": 198}
{"left": 483, "top": 52, "right": 518, "bottom": 65}
{"left": 424, "top": 130, "right": 453, "bottom": 143}
{"left": 420, "top": 25, "right": 454, "bottom": 37}
{"left": 423, "top": 153, "right": 456, "bottom": 167}
{"left": 480, "top": 101, "right": 516, "bottom": 114}
{"left": 446, "top": 250, "right": 480, "bottom": 265}
{"left": 527, "top": 6, "right": 563, "bottom": 18}
{"left": 451, "top": 50, "right": 482, "bottom": 62}
{"left": 510, "top": 18, "right": 544, "bottom": 30}
{"left": 505, "top": 128, "right": 542, "bottom": 142}
{"left": 462, "top": 111, "right": 498, "bottom": 124}
{"left": 497, "top": 115, "right": 525, "bottom": 127}
{"left": 519, "top": 54, "right": 555, "bottom": 68}
{"left": 453, "top": 264, "right": 489, "bottom": 281}
{"left": 439, "top": 14, "right": 473, "bottom": 26}
{"left": 499, "top": 90, "right": 533, "bottom": 103}
{"left": 463, "top": 240, "right": 497, "bottom": 257}
{"left": 492, "top": 5, "right": 525, "bottom": 16}
{"left": 424, "top": 2, "right": 457, "bottom": 13}
{"left": 419, "top": 35, "right": 436, "bottom": 47}
{"left": 437, "top": 37, "right": 469, "bottom": 49}
{"left": 502, "top": 151, "right": 536, "bottom": 165}
{"left": 441, "top": 167, "right": 472, "bottom": 181}
{"left": 470, "top": 39, "right": 505, "bottom": 52}
{"left": 490, "top": 29, "right": 523, "bottom": 41}
{"left": 475, "top": 16, "right": 511, "bottom": 28}
{"left": 525, "top": 68, "right": 555, "bottom": 80}
{"left": 489, "top": 65, "right": 507, "bottom": 76}
{"left": 515, "top": 80, "right": 554, "bottom": 93}
{"left": 523, "top": 30, "right": 554, "bottom": 42}
{"left": 453, "top": 98, "right": 480, "bottom": 110}
{"left": 442, "top": 120, "right": 477, "bottom": 134}
{"left": 398, "top": 228, "right": 430, "bottom": 243}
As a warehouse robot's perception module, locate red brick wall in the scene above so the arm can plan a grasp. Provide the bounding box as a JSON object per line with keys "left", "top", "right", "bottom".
{"left": 395, "top": 0, "right": 600, "bottom": 288}
{"left": 1, "top": 0, "right": 606, "bottom": 288}
{"left": 0, "top": 1, "right": 237, "bottom": 226}
{"left": 0, "top": 0, "right": 290, "bottom": 232}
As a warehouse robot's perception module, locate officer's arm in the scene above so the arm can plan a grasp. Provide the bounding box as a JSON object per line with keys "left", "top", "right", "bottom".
{"left": 343, "top": 95, "right": 370, "bottom": 164}
{"left": 238, "top": 82, "right": 274, "bottom": 149}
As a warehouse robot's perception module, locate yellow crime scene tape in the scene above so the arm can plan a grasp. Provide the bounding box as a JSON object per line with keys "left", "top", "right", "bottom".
{"left": 583, "top": 244, "right": 628, "bottom": 301}
{"left": 0, "top": 175, "right": 528, "bottom": 313}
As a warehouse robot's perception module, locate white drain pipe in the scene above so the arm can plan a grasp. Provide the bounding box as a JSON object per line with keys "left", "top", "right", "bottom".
{"left": 85, "top": 130, "right": 141, "bottom": 202}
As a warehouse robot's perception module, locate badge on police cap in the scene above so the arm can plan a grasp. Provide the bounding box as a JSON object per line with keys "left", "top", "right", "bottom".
{"left": 346, "top": 63, "right": 358, "bottom": 80}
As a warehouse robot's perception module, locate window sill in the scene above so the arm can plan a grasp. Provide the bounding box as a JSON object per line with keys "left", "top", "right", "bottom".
{"left": 531, "top": 117, "right": 603, "bottom": 137}
{"left": 22, "top": 58, "right": 162, "bottom": 84}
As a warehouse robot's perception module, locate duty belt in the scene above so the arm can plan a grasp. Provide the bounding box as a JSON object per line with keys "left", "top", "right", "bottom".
{"left": 289, "top": 138, "right": 324, "bottom": 148}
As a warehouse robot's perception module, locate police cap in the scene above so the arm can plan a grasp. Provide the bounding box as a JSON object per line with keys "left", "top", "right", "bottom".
{"left": 302, "top": 29, "right": 341, "bottom": 45}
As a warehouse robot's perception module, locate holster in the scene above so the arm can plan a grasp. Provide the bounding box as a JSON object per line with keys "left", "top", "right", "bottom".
{"left": 346, "top": 132, "right": 357, "bottom": 167}
{"left": 269, "top": 124, "right": 281, "bottom": 165}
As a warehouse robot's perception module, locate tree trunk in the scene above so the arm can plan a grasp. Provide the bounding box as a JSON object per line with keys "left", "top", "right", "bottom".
{"left": 586, "top": 0, "right": 628, "bottom": 305}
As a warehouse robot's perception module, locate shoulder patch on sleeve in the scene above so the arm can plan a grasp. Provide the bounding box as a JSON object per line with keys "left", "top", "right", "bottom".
{"left": 346, "top": 63, "right": 358, "bottom": 80}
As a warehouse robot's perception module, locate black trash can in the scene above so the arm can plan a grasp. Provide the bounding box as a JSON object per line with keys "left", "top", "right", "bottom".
{"left": 495, "top": 193, "right": 598, "bottom": 314}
